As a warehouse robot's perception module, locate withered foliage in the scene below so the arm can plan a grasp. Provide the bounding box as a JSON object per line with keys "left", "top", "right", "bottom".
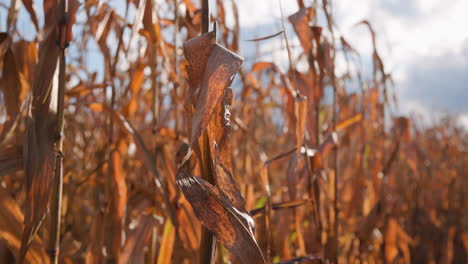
{"left": 0, "top": 1, "right": 466, "bottom": 264}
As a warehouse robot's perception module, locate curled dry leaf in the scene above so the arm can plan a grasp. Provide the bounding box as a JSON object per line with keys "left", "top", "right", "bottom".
{"left": 212, "top": 144, "right": 247, "bottom": 216}
{"left": 180, "top": 30, "right": 264, "bottom": 262}
{"left": 186, "top": 37, "right": 243, "bottom": 148}
{"left": 183, "top": 31, "right": 216, "bottom": 110}
{"left": 206, "top": 87, "right": 234, "bottom": 169}
{"left": 176, "top": 149, "right": 266, "bottom": 264}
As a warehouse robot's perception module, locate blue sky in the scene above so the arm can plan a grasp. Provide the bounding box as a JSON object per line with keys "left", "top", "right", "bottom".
{"left": 234, "top": 0, "right": 468, "bottom": 129}
{"left": 2, "top": 0, "right": 467, "bottom": 129}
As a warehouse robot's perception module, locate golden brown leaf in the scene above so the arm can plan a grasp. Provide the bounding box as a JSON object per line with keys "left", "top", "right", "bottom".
{"left": 176, "top": 149, "right": 266, "bottom": 264}
{"left": 120, "top": 214, "right": 160, "bottom": 264}
{"left": 288, "top": 8, "right": 315, "bottom": 54}
{"left": 157, "top": 219, "right": 175, "bottom": 264}
{"left": 0, "top": 145, "right": 23, "bottom": 177}
{"left": 0, "top": 40, "right": 23, "bottom": 118}
{"left": 0, "top": 189, "right": 48, "bottom": 264}
{"left": 189, "top": 44, "right": 243, "bottom": 144}
{"left": 20, "top": 0, "right": 80, "bottom": 259}
{"left": 183, "top": 30, "right": 216, "bottom": 109}
{"left": 294, "top": 94, "right": 307, "bottom": 153}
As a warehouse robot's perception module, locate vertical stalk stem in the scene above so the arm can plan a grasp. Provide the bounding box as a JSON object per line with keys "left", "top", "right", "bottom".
{"left": 49, "top": 0, "right": 68, "bottom": 262}
{"left": 323, "top": 0, "right": 339, "bottom": 262}
{"left": 199, "top": 132, "right": 216, "bottom": 264}
{"left": 173, "top": 0, "right": 180, "bottom": 131}
{"left": 199, "top": 2, "right": 216, "bottom": 263}
{"left": 201, "top": 0, "right": 209, "bottom": 33}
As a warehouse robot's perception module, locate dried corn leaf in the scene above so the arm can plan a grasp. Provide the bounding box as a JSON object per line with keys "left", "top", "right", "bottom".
{"left": 176, "top": 149, "right": 266, "bottom": 264}
{"left": 20, "top": 0, "right": 79, "bottom": 259}
{"left": 108, "top": 147, "right": 127, "bottom": 261}
{"left": 0, "top": 189, "right": 48, "bottom": 264}
{"left": 12, "top": 40, "right": 38, "bottom": 95}
{"left": 251, "top": 199, "right": 311, "bottom": 216}
{"left": 251, "top": 61, "right": 277, "bottom": 73}
{"left": 0, "top": 145, "right": 23, "bottom": 177}
{"left": 189, "top": 44, "right": 243, "bottom": 144}
{"left": 157, "top": 219, "right": 175, "bottom": 264}
{"left": 294, "top": 94, "right": 307, "bottom": 153}
{"left": 288, "top": 8, "right": 315, "bottom": 54}
{"left": 183, "top": 30, "right": 216, "bottom": 110}
{"left": 0, "top": 39, "right": 23, "bottom": 118}
{"left": 120, "top": 214, "right": 160, "bottom": 264}
{"left": 336, "top": 114, "right": 362, "bottom": 131}
{"left": 212, "top": 145, "right": 247, "bottom": 215}
{"left": 88, "top": 103, "right": 164, "bottom": 190}
{"left": 246, "top": 31, "right": 283, "bottom": 42}
{"left": 85, "top": 211, "right": 105, "bottom": 264}
{"left": 394, "top": 117, "right": 412, "bottom": 142}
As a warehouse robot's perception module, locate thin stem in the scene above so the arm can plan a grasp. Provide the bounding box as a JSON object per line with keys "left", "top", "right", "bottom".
{"left": 109, "top": 25, "right": 125, "bottom": 143}
{"left": 201, "top": 0, "right": 209, "bottom": 33}
{"left": 149, "top": 0, "right": 158, "bottom": 128}
{"left": 49, "top": 142, "right": 63, "bottom": 264}
{"left": 278, "top": 0, "right": 298, "bottom": 93}
{"left": 173, "top": 0, "right": 180, "bottom": 131}
{"left": 199, "top": 132, "right": 216, "bottom": 264}
{"left": 265, "top": 175, "right": 272, "bottom": 264}
{"left": 323, "top": 0, "right": 339, "bottom": 262}
{"left": 198, "top": 1, "right": 216, "bottom": 263}
{"left": 49, "top": 0, "right": 68, "bottom": 262}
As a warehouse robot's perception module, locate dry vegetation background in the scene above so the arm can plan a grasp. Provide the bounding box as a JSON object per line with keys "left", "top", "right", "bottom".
{"left": 0, "top": 0, "right": 467, "bottom": 263}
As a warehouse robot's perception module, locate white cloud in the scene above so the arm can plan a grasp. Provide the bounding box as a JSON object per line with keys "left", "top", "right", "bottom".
{"left": 458, "top": 115, "right": 468, "bottom": 131}
{"left": 235, "top": 0, "right": 298, "bottom": 27}
{"left": 234, "top": 0, "right": 468, "bottom": 129}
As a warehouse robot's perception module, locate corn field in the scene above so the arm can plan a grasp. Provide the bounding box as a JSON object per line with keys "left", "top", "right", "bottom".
{"left": 0, "top": 0, "right": 466, "bottom": 263}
